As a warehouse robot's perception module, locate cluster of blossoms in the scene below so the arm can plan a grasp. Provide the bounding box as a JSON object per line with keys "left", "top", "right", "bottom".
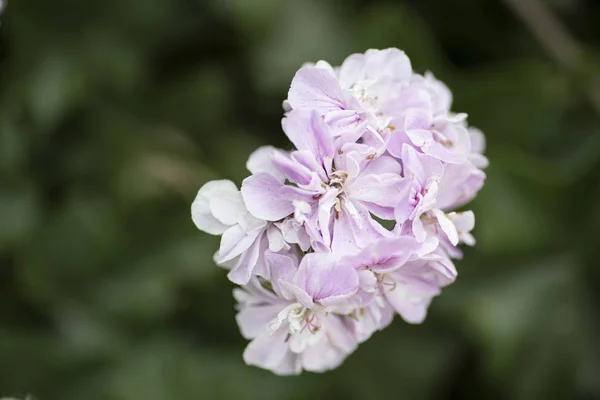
{"left": 192, "top": 48, "right": 487, "bottom": 375}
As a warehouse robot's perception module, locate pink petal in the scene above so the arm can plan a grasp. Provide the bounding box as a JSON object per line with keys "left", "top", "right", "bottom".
{"left": 236, "top": 304, "right": 284, "bottom": 339}
{"left": 246, "top": 146, "right": 285, "bottom": 181}
{"left": 225, "top": 230, "right": 265, "bottom": 284}
{"left": 243, "top": 329, "right": 299, "bottom": 375}
{"left": 241, "top": 173, "right": 294, "bottom": 221}
{"left": 288, "top": 67, "right": 346, "bottom": 113}
{"left": 348, "top": 173, "right": 406, "bottom": 208}
{"left": 217, "top": 225, "right": 262, "bottom": 264}
{"left": 295, "top": 253, "right": 358, "bottom": 305}
{"left": 282, "top": 109, "right": 334, "bottom": 162}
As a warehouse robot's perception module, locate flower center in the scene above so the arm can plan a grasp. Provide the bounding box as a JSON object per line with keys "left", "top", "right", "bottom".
{"left": 350, "top": 80, "right": 379, "bottom": 110}
{"left": 328, "top": 170, "right": 348, "bottom": 193}
{"left": 268, "top": 303, "right": 323, "bottom": 337}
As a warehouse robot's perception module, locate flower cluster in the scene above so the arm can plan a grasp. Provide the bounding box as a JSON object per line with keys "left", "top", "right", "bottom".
{"left": 192, "top": 48, "right": 487, "bottom": 375}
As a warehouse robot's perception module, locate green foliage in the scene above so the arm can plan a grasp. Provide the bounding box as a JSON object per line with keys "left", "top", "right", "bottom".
{"left": 1, "top": 0, "right": 599, "bottom": 399}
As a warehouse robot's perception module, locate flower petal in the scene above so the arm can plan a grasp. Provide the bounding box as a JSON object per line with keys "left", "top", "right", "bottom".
{"left": 288, "top": 67, "right": 346, "bottom": 113}
{"left": 243, "top": 328, "right": 299, "bottom": 375}
{"left": 282, "top": 109, "right": 335, "bottom": 162}
{"left": 191, "top": 180, "right": 239, "bottom": 235}
{"left": 295, "top": 253, "right": 358, "bottom": 305}
{"left": 246, "top": 146, "right": 285, "bottom": 181}
{"left": 241, "top": 173, "right": 295, "bottom": 221}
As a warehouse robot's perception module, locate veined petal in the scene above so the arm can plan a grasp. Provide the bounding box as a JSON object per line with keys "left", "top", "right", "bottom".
{"left": 278, "top": 279, "right": 314, "bottom": 308}
{"left": 282, "top": 109, "right": 335, "bottom": 162}
{"left": 241, "top": 173, "right": 294, "bottom": 221}
{"left": 402, "top": 144, "right": 444, "bottom": 184}
{"left": 271, "top": 150, "right": 314, "bottom": 186}
{"left": 347, "top": 173, "right": 406, "bottom": 208}
{"left": 225, "top": 230, "right": 266, "bottom": 284}
{"left": 317, "top": 188, "right": 338, "bottom": 249}
{"left": 266, "top": 251, "right": 299, "bottom": 298}
{"left": 247, "top": 146, "right": 285, "bottom": 181}
{"left": 217, "top": 225, "right": 263, "bottom": 264}
{"left": 295, "top": 253, "right": 358, "bottom": 305}
{"left": 288, "top": 67, "right": 346, "bottom": 113}
{"left": 236, "top": 304, "right": 285, "bottom": 339}
{"left": 243, "top": 328, "right": 299, "bottom": 375}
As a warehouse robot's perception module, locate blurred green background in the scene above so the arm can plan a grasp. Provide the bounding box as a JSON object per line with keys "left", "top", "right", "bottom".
{"left": 1, "top": 0, "right": 600, "bottom": 399}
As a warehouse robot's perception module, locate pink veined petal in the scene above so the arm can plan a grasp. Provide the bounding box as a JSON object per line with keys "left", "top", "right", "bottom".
{"left": 291, "top": 150, "right": 329, "bottom": 183}
{"left": 217, "top": 225, "right": 262, "bottom": 264}
{"left": 266, "top": 251, "right": 299, "bottom": 298}
{"left": 340, "top": 236, "right": 417, "bottom": 274}
{"left": 236, "top": 303, "right": 285, "bottom": 339}
{"left": 330, "top": 206, "right": 360, "bottom": 254}
{"left": 317, "top": 188, "right": 338, "bottom": 249}
{"left": 226, "top": 230, "right": 265, "bottom": 285}
{"left": 383, "top": 274, "right": 441, "bottom": 324}
{"left": 393, "top": 175, "right": 418, "bottom": 223}
{"left": 351, "top": 298, "right": 394, "bottom": 343}
{"left": 347, "top": 173, "right": 406, "bottom": 208}
{"left": 243, "top": 328, "right": 298, "bottom": 375}
{"left": 421, "top": 140, "right": 467, "bottom": 164}
{"left": 277, "top": 279, "right": 314, "bottom": 308}
{"left": 241, "top": 173, "right": 295, "bottom": 221}
{"left": 373, "top": 238, "right": 419, "bottom": 273}
{"left": 404, "top": 108, "right": 434, "bottom": 147}
{"left": 252, "top": 247, "right": 271, "bottom": 280}
{"left": 360, "top": 155, "right": 402, "bottom": 176}
{"left": 422, "top": 255, "right": 458, "bottom": 285}
{"left": 384, "top": 285, "right": 431, "bottom": 324}
{"left": 282, "top": 109, "right": 335, "bottom": 162}
{"left": 401, "top": 144, "right": 444, "bottom": 184}
{"left": 382, "top": 84, "right": 432, "bottom": 117}
{"left": 323, "top": 109, "right": 361, "bottom": 133}
{"left": 276, "top": 219, "right": 311, "bottom": 251}
{"left": 295, "top": 253, "right": 358, "bottom": 304}
{"left": 362, "top": 202, "right": 395, "bottom": 220}
{"left": 412, "top": 236, "right": 441, "bottom": 259}
{"left": 246, "top": 145, "right": 285, "bottom": 181}
{"left": 350, "top": 202, "right": 393, "bottom": 248}
{"left": 323, "top": 315, "right": 359, "bottom": 354}
{"left": 271, "top": 150, "right": 314, "bottom": 186}
{"left": 436, "top": 162, "right": 486, "bottom": 210}
{"left": 300, "top": 335, "right": 348, "bottom": 373}
{"left": 288, "top": 67, "right": 346, "bottom": 113}
{"left": 386, "top": 124, "right": 413, "bottom": 159}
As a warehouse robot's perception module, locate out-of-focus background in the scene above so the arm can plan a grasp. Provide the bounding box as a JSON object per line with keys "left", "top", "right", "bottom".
{"left": 1, "top": 0, "right": 600, "bottom": 399}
